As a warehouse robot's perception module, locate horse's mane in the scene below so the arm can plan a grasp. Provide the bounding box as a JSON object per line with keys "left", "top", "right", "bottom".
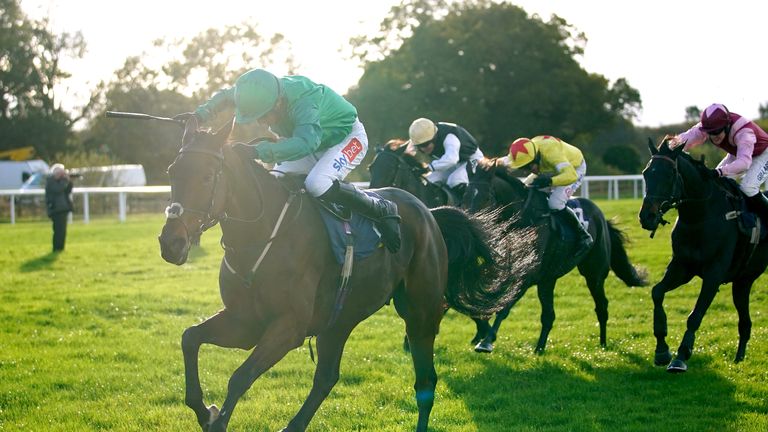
{"left": 660, "top": 142, "right": 742, "bottom": 194}
{"left": 389, "top": 144, "right": 424, "bottom": 169}
{"left": 677, "top": 150, "right": 708, "bottom": 172}
{"left": 495, "top": 166, "right": 525, "bottom": 189}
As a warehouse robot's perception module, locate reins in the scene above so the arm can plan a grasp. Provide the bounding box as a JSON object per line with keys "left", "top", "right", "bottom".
{"left": 218, "top": 159, "right": 305, "bottom": 287}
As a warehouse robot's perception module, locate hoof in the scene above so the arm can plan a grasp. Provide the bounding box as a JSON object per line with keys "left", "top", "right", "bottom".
{"left": 474, "top": 340, "right": 494, "bottom": 353}
{"left": 666, "top": 359, "right": 687, "bottom": 373}
{"left": 654, "top": 350, "right": 673, "bottom": 366}
{"left": 734, "top": 353, "right": 745, "bottom": 363}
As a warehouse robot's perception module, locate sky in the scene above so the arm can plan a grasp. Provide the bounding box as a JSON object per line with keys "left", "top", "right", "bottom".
{"left": 19, "top": 0, "right": 768, "bottom": 128}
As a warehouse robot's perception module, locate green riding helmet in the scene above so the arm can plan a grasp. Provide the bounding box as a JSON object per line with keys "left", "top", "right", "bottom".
{"left": 233, "top": 69, "right": 281, "bottom": 124}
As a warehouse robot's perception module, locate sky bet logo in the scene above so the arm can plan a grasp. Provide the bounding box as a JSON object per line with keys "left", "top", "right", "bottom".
{"left": 333, "top": 138, "right": 363, "bottom": 171}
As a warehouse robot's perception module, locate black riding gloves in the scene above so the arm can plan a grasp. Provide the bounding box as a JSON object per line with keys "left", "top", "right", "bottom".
{"left": 530, "top": 174, "right": 553, "bottom": 188}
{"left": 708, "top": 168, "right": 722, "bottom": 179}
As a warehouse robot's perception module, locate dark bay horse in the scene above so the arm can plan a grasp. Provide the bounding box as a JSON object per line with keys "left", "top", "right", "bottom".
{"left": 157, "top": 118, "right": 518, "bottom": 432}
{"left": 368, "top": 142, "right": 457, "bottom": 207}
{"left": 638, "top": 138, "right": 768, "bottom": 373}
{"left": 465, "top": 162, "right": 648, "bottom": 353}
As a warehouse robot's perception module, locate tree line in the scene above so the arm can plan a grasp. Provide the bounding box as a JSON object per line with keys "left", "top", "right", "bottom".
{"left": 2, "top": 0, "right": 765, "bottom": 183}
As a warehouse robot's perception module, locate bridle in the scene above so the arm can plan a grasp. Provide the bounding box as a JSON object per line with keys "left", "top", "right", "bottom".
{"left": 165, "top": 146, "right": 226, "bottom": 239}
{"left": 643, "top": 154, "right": 684, "bottom": 218}
{"left": 643, "top": 153, "right": 714, "bottom": 237}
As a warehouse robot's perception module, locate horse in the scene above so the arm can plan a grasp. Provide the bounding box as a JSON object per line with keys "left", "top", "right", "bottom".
{"left": 638, "top": 138, "right": 768, "bottom": 373}
{"left": 369, "top": 141, "right": 505, "bottom": 351}
{"left": 157, "top": 117, "right": 519, "bottom": 432}
{"left": 368, "top": 141, "right": 458, "bottom": 207}
{"left": 464, "top": 161, "right": 648, "bottom": 353}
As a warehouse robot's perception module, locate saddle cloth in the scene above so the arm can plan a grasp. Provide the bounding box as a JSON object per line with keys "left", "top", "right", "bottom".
{"left": 551, "top": 199, "right": 590, "bottom": 241}
{"left": 315, "top": 191, "right": 383, "bottom": 265}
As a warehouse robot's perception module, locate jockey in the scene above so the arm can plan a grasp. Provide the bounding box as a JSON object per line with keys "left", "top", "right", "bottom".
{"left": 175, "top": 68, "right": 401, "bottom": 252}
{"left": 669, "top": 103, "right": 768, "bottom": 220}
{"left": 498, "top": 135, "right": 593, "bottom": 257}
{"left": 406, "top": 118, "right": 484, "bottom": 200}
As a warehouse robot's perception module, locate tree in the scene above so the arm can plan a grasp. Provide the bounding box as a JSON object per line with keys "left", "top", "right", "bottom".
{"left": 685, "top": 105, "right": 701, "bottom": 123}
{"left": 346, "top": 0, "right": 641, "bottom": 173}
{"left": 81, "top": 23, "right": 294, "bottom": 183}
{"left": 0, "top": 0, "right": 85, "bottom": 158}
{"left": 759, "top": 102, "right": 768, "bottom": 120}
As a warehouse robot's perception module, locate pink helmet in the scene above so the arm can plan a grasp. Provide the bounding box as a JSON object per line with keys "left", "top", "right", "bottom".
{"left": 699, "top": 103, "right": 731, "bottom": 133}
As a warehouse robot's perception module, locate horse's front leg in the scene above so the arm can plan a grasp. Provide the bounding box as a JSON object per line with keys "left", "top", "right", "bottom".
{"left": 181, "top": 309, "right": 260, "bottom": 431}
{"left": 209, "top": 316, "right": 307, "bottom": 432}
{"left": 651, "top": 260, "right": 694, "bottom": 366}
{"left": 471, "top": 317, "right": 490, "bottom": 346}
{"left": 669, "top": 274, "right": 725, "bottom": 372}
{"left": 732, "top": 278, "right": 755, "bottom": 363}
{"left": 530, "top": 280, "right": 557, "bottom": 353}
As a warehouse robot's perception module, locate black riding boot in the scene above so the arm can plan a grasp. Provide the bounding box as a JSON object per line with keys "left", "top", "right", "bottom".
{"left": 323, "top": 181, "right": 402, "bottom": 253}
{"left": 747, "top": 193, "right": 768, "bottom": 221}
{"left": 557, "top": 207, "right": 593, "bottom": 258}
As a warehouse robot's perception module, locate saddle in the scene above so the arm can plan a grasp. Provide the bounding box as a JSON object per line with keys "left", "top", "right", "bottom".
{"left": 276, "top": 174, "right": 382, "bottom": 264}
{"left": 548, "top": 199, "right": 590, "bottom": 242}
{"left": 718, "top": 178, "right": 768, "bottom": 244}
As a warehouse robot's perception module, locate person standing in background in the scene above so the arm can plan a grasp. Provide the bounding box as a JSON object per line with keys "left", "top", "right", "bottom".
{"left": 45, "top": 163, "right": 74, "bottom": 252}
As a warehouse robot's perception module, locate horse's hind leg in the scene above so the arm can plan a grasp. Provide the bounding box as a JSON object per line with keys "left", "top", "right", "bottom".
{"left": 401, "top": 277, "right": 442, "bottom": 432}
{"left": 181, "top": 309, "right": 260, "bottom": 430}
{"left": 406, "top": 316, "right": 439, "bottom": 432}
{"left": 732, "top": 279, "right": 754, "bottom": 363}
{"left": 474, "top": 306, "right": 511, "bottom": 353}
{"left": 581, "top": 269, "right": 610, "bottom": 347}
{"left": 284, "top": 323, "right": 356, "bottom": 431}
{"left": 475, "top": 285, "right": 529, "bottom": 353}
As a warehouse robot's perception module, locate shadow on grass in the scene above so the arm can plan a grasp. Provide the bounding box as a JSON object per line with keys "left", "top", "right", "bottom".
{"left": 19, "top": 251, "right": 60, "bottom": 272}
{"left": 440, "top": 350, "right": 745, "bottom": 431}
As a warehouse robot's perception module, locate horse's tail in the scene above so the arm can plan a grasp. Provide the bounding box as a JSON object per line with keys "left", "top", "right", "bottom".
{"left": 431, "top": 206, "right": 529, "bottom": 317}
{"left": 607, "top": 219, "right": 648, "bottom": 287}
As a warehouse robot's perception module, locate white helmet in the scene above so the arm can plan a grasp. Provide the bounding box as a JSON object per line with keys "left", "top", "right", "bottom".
{"left": 408, "top": 118, "right": 437, "bottom": 146}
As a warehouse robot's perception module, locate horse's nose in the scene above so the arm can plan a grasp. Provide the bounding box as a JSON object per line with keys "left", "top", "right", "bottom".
{"left": 158, "top": 221, "right": 190, "bottom": 265}
{"left": 159, "top": 235, "right": 189, "bottom": 265}
{"left": 638, "top": 203, "right": 658, "bottom": 231}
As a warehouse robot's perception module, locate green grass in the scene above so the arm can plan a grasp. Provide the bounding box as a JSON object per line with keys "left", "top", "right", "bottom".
{"left": 1, "top": 201, "right": 766, "bottom": 431}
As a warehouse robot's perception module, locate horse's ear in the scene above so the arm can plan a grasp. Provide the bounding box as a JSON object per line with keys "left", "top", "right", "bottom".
{"left": 672, "top": 141, "right": 685, "bottom": 156}
{"left": 182, "top": 116, "right": 199, "bottom": 147}
{"left": 647, "top": 137, "right": 658, "bottom": 155}
{"left": 213, "top": 117, "right": 235, "bottom": 146}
